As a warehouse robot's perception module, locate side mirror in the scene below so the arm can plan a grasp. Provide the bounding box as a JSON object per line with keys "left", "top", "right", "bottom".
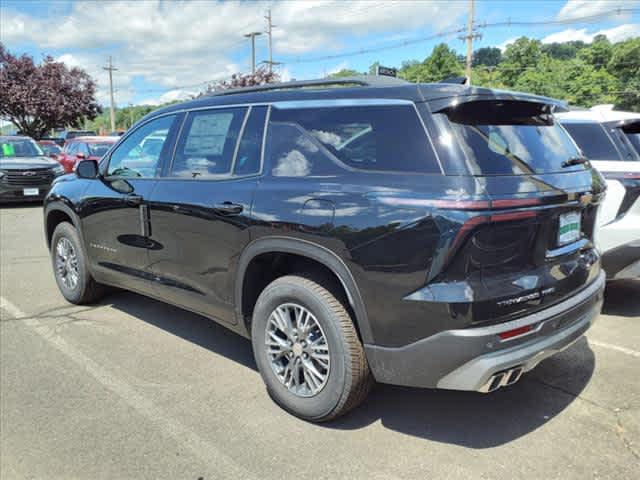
{"left": 76, "top": 159, "right": 99, "bottom": 179}
{"left": 76, "top": 152, "right": 86, "bottom": 160}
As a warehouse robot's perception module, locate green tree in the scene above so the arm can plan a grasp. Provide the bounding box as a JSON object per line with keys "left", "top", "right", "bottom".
{"left": 608, "top": 38, "right": 640, "bottom": 110}
{"left": 399, "top": 43, "right": 463, "bottom": 83}
{"left": 473, "top": 47, "right": 502, "bottom": 67}
{"left": 328, "top": 68, "right": 362, "bottom": 78}
{"left": 542, "top": 41, "right": 586, "bottom": 60}
{"left": 512, "top": 55, "right": 565, "bottom": 98}
{"left": 578, "top": 34, "right": 613, "bottom": 67}
{"left": 497, "top": 37, "right": 544, "bottom": 87}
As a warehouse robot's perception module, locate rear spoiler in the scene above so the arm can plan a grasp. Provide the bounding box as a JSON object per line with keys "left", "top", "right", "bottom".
{"left": 608, "top": 118, "right": 640, "bottom": 134}
{"left": 427, "top": 90, "right": 569, "bottom": 115}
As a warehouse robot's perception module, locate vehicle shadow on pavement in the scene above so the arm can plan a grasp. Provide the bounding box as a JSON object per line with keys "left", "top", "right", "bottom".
{"left": 102, "top": 290, "right": 596, "bottom": 447}
{"left": 603, "top": 279, "right": 640, "bottom": 317}
{"left": 103, "top": 291, "right": 257, "bottom": 370}
{"left": 329, "top": 338, "right": 595, "bottom": 447}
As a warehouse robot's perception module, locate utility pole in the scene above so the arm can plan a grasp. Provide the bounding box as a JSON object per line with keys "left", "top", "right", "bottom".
{"left": 459, "top": 0, "right": 482, "bottom": 85}
{"left": 264, "top": 9, "right": 276, "bottom": 73}
{"left": 103, "top": 56, "right": 117, "bottom": 132}
{"left": 244, "top": 32, "right": 262, "bottom": 74}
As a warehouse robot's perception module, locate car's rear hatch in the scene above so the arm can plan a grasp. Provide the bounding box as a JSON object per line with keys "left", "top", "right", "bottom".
{"left": 425, "top": 97, "right": 605, "bottom": 326}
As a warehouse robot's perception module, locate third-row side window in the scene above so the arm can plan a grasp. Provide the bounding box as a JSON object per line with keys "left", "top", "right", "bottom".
{"left": 268, "top": 105, "right": 440, "bottom": 176}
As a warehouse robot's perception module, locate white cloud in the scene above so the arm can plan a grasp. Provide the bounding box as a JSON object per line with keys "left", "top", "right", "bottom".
{"left": 0, "top": 0, "right": 467, "bottom": 104}
{"left": 542, "top": 23, "right": 640, "bottom": 44}
{"left": 556, "top": 0, "right": 639, "bottom": 20}
{"left": 497, "top": 37, "right": 518, "bottom": 52}
{"left": 140, "top": 89, "right": 198, "bottom": 106}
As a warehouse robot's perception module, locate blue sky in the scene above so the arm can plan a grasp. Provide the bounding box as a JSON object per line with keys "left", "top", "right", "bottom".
{"left": 1, "top": 0, "right": 638, "bottom": 107}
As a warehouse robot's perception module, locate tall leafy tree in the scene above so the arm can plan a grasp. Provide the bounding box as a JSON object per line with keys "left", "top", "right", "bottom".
{"left": 608, "top": 37, "right": 640, "bottom": 110}
{"left": 328, "top": 68, "right": 362, "bottom": 78}
{"left": 473, "top": 47, "right": 502, "bottom": 67}
{"left": 399, "top": 43, "right": 463, "bottom": 83}
{"left": 497, "top": 37, "right": 544, "bottom": 87}
{"left": 0, "top": 43, "right": 101, "bottom": 139}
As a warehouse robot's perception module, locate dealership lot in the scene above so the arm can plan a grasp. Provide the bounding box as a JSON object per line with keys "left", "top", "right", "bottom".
{"left": 1, "top": 204, "right": 639, "bottom": 479}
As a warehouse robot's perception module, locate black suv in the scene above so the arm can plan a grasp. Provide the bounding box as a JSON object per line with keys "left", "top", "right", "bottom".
{"left": 44, "top": 77, "right": 605, "bottom": 421}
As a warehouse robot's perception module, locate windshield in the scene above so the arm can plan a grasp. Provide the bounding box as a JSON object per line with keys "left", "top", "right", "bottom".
{"left": 40, "top": 143, "right": 62, "bottom": 155}
{"left": 0, "top": 139, "right": 45, "bottom": 158}
{"left": 88, "top": 143, "right": 113, "bottom": 157}
{"left": 450, "top": 121, "right": 584, "bottom": 175}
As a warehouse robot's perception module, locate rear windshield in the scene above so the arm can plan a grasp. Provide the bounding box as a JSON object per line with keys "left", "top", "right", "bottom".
{"left": 88, "top": 143, "right": 113, "bottom": 157}
{"left": 448, "top": 120, "right": 583, "bottom": 175}
{"left": 561, "top": 122, "right": 621, "bottom": 161}
{"left": 606, "top": 126, "right": 640, "bottom": 161}
{"left": 626, "top": 132, "right": 640, "bottom": 154}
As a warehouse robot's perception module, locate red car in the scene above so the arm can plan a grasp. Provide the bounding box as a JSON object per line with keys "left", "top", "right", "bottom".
{"left": 58, "top": 136, "right": 118, "bottom": 173}
{"left": 37, "top": 140, "right": 63, "bottom": 159}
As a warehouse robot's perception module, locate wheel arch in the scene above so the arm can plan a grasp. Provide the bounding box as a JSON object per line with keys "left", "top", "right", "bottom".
{"left": 44, "top": 201, "right": 83, "bottom": 249}
{"left": 235, "top": 237, "right": 373, "bottom": 344}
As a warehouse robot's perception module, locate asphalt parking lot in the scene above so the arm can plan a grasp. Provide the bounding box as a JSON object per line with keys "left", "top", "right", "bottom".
{"left": 1, "top": 204, "right": 639, "bottom": 480}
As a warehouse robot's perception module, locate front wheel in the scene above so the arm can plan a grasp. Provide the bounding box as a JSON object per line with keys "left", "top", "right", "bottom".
{"left": 51, "top": 222, "right": 105, "bottom": 304}
{"left": 251, "top": 275, "right": 372, "bottom": 422}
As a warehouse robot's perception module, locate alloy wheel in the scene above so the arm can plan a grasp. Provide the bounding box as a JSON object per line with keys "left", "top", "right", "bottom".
{"left": 55, "top": 237, "right": 79, "bottom": 290}
{"left": 265, "top": 303, "right": 330, "bottom": 397}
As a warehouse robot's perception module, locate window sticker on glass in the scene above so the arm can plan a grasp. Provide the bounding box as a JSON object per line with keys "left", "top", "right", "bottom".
{"left": 184, "top": 113, "right": 233, "bottom": 156}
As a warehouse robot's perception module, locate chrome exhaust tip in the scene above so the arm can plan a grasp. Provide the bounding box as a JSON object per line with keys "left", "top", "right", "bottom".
{"left": 479, "top": 366, "right": 525, "bottom": 393}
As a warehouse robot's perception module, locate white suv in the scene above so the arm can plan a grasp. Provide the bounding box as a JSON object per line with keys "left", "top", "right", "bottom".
{"left": 557, "top": 106, "right": 640, "bottom": 280}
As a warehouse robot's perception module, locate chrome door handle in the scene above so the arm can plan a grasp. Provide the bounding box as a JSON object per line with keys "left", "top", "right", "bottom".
{"left": 213, "top": 202, "right": 243, "bottom": 215}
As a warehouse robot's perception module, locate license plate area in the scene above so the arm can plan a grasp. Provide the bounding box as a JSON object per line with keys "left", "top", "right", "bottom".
{"left": 558, "top": 211, "right": 581, "bottom": 246}
{"left": 23, "top": 188, "right": 39, "bottom": 196}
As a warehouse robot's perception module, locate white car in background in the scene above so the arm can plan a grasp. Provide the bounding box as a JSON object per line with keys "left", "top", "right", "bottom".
{"left": 557, "top": 106, "right": 640, "bottom": 280}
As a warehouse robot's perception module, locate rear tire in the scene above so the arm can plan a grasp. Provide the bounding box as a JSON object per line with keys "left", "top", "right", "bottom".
{"left": 51, "top": 222, "right": 105, "bottom": 304}
{"left": 251, "top": 275, "right": 372, "bottom": 422}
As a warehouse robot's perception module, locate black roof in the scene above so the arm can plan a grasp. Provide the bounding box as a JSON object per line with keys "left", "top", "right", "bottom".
{"left": 145, "top": 75, "right": 568, "bottom": 122}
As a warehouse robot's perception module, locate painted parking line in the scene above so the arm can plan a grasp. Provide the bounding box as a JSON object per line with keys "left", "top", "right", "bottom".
{"left": 589, "top": 339, "right": 640, "bottom": 359}
{"left": 0, "top": 296, "right": 256, "bottom": 479}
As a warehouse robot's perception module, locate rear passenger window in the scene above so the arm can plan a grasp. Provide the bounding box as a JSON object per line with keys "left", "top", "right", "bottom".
{"left": 234, "top": 106, "right": 267, "bottom": 176}
{"left": 267, "top": 123, "right": 342, "bottom": 177}
{"left": 171, "top": 108, "right": 246, "bottom": 178}
{"left": 561, "top": 122, "right": 621, "bottom": 161}
{"left": 270, "top": 105, "right": 440, "bottom": 173}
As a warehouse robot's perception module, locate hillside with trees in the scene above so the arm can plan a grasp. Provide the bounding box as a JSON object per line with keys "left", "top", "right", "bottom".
{"left": 332, "top": 35, "right": 640, "bottom": 111}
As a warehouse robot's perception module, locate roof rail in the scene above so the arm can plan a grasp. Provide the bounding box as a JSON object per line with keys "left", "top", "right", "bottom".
{"left": 440, "top": 76, "right": 468, "bottom": 85}
{"left": 209, "top": 75, "right": 409, "bottom": 97}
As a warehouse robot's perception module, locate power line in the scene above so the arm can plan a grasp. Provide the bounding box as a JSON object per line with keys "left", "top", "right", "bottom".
{"left": 278, "top": 7, "right": 639, "bottom": 66}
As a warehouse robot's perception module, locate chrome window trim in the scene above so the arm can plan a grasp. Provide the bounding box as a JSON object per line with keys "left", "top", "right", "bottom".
{"left": 258, "top": 105, "right": 272, "bottom": 177}
{"left": 135, "top": 98, "right": 445, "bottom": 177}
{"left": 271, "top": 98, "right": 414, "bottom": 109}
{"left": 229, "top": 106, "right": 252, "bottom": 175}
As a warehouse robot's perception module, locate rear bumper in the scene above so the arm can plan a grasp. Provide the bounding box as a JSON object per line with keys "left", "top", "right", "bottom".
{"left": 601, "top": 240, "right": 640, "bottom": 280}
{"left": 364, "top": 271, "right": 605, "bottom": 391}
